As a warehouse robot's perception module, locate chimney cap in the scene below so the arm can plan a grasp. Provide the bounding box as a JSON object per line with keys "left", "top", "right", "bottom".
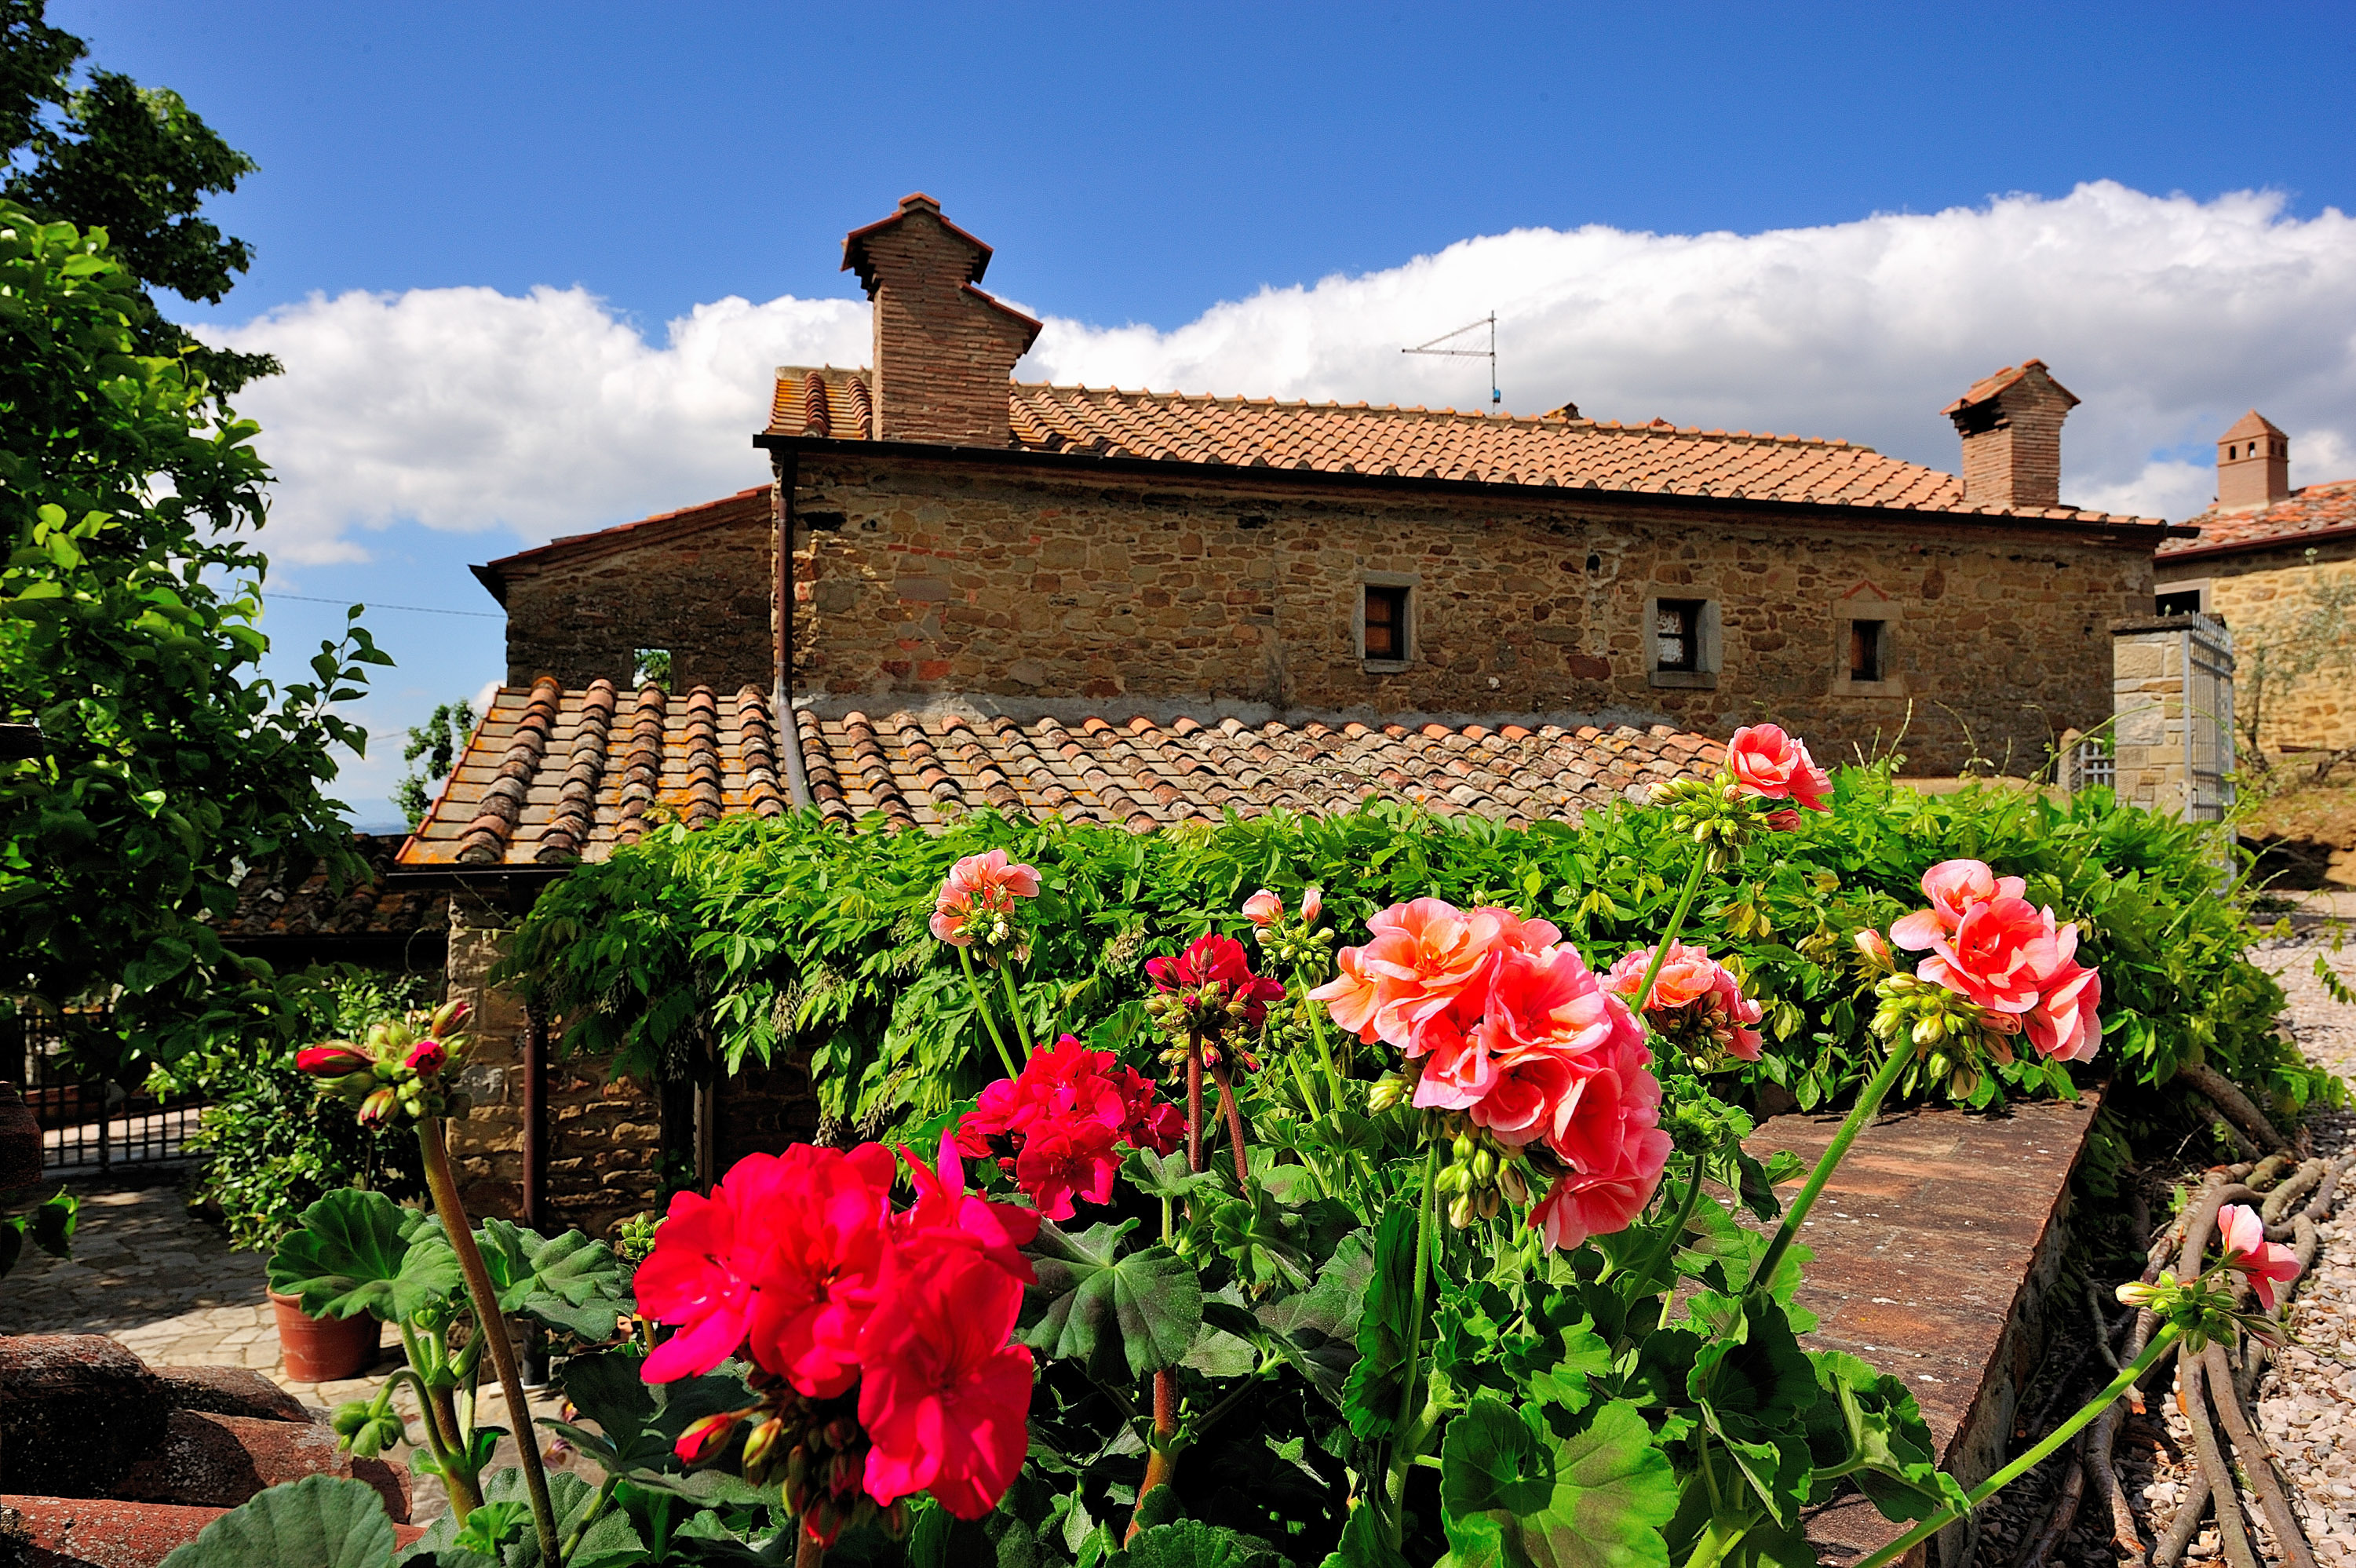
{"left": 1940, "top": 358, "right": 2081, "bottom": 418}
{"left": 841, "top": 192, "right": 997, "bottom": 294}
{"left": 2219, "top": 409, "right": 2285, "bottom": 443}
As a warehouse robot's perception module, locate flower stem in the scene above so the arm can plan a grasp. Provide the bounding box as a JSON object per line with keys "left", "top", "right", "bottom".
{"left": 1129, "top": 1368, "right": 1181, "bottom": 1543}
{"left": 1186, "top": 1034, "right": 1206, "bottom": 1176}
{"left": 1384, "top": 1140, "right": 1444, "bottom": 1550}
{"left": 560, "top": 1474, "right": 618, "bottom": 1563}
{"left": 1623, "top": 1149, "right": 1709, "bottom": 1323}
{"left": 418, "top": 1118, "right": 560, "bottom": 1564}
{"left": 1632, "top": 851, "right": 1713, "bottom": 1012}
{"left": 1745, "top": 1043, "right": 1912, "bottom": 1296}
{"left": 1209, "top": 1059, "right": 1251, "bottom": 1184}
{"left": 1854, "top": 1326, "right": 2183, "bottom": 1568}
{"left": 957, "top": 947, "right": 1021, "bottom": 1078}
{"left": 793, "top": 1527, "right": 826, "bottom": 1568}
{"left": 997, "top": 961, "right": 1036, "bottom": 1058}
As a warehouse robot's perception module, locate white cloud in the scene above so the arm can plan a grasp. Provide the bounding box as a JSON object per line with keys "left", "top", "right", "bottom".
{"left": 201, "top": 180, "right": 2356, "bottom": 564}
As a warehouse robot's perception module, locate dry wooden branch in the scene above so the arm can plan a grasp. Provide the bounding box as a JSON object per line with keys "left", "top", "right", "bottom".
{"left": 2014, "top": 1435, "right": 2088, "bottom": 1568}
{"left": 2201, "top": 1341, "right": 2319, "bottom": 1568}
{"left": 2175, "top": 1063, "right": 2292, "bottom": 1154}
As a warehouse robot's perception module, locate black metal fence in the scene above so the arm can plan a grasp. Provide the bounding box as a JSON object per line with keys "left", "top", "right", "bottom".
{"left": 9, "top": 1010, "right": 205, "bottom": 1173}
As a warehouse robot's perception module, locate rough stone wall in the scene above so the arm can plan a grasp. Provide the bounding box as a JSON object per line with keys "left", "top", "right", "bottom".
{"left": 786, "top": 457, "right": 2153, "bottom": 778}
{"left": 498, "top": 494, "right": 775, "bottom": 693}
{"left": 2110, "top": 618, "right": 2235, "bottom": 816}
{"left": 2158, "top": 538, "right": 2356, "bottom": 751}
{"left": 442, "top": 897, "right": 663, "bottom": 1238}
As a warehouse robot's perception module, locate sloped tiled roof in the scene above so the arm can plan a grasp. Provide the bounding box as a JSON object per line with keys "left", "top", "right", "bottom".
{"left": 767, "top": 367, "right": 2159, "bottom": 527}
{"left": 212, "top": 834, "right": 449, "bottom": 944}
{"left": 396, "top": 683, "right": 1724, "bottom": 868}
{"left": 399, "top": 678, "right": 790, "bottom": 866}
{"left": 797, "top": 708, "right": 1722, "bottom": 833}
{"left": 2161, "top": 479, "right": 2356, "bottom": 560}
{"left": 1938, "top": 358, "right": 2079, "bottom": 415}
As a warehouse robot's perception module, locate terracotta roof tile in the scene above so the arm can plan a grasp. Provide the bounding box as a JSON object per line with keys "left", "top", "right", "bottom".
{"left": 212, "top": 834, "right": 449, "bottom": 945}
{"left": 2161, "top": 478, "right": 2356, "bottom": 560}
{"left": 398, "top": 691, "right": 1728, "bottom": 866}
{"left": 768, "top": 370, "right": 2158, "bottom": 527}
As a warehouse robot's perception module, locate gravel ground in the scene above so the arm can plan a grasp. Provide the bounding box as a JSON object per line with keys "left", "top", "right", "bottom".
{"left": 1967, "top": 929, "right": 2356, "bottom": 1567}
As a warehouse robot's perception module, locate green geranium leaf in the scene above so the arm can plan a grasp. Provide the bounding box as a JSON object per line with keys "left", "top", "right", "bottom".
{"left": 159, "top": 1475, "right": 395, "bottom": 1568}
{"left": 1121, "top": 1519, "right": 1281, "bottom": 1568}
{"left": 1340, "top": 1206, "right": 1418, "bottom": 1440}
{"left": 1123, "top": 1146, "right": 1221, "bottom": 1203}
{"left": 1256, "top": 1229, "right": 1372, "bottom": 1410}
{"left": 1319, "top": 1504, "right": 1411, "bottom": 1568}
{"left": 475, "top": 1217, "right": 632, "bottom": 1343}
{"left": 550, "top": 1347, "right": 755, "bottom": 1478}
{"left": 1439, "top": 1399, "right": 1676, "bottom": 1568}
{"left": 1804, "top": 1351, "right": 1946, "bottom": 1522}
{"left": 267, "top": 1188, "right": 460, "bottom": 1322}
{"left": 1026, "top": 1218, "right": 1203, "bottom": 1381}
{"left": 1440, "top": 1395, "right": 1553, "bottom": 1519}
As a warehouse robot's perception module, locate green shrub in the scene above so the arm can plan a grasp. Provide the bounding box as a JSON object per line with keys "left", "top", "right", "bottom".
{"left": 502, "top": 765, "right": 2332, "bottom": 1143}
{"left": 155, "top": 968, "right": 436, "bottom": 1249}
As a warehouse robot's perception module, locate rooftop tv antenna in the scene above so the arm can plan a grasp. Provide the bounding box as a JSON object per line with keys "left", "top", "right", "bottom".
{"left": 1402, "top": 312, "right": 1500, "bottom": 405}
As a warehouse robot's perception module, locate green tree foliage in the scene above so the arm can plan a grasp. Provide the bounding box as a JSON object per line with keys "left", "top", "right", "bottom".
{"left": 501, "top": 767, "right": 2327, "bottom": 1142}
{"left": 0, "top": 203, "right": 389, "bottom": 1069}
{"left": 396, "top": 699, "right": 476, "bottom": 827}
{"left": 1, "top": 0, "right": 277, "bottom": 390}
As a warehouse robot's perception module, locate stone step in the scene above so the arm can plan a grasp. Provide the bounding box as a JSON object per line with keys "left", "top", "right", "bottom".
{"left": 1743, "top": 1092, "right": 2103, "bottom": 1567}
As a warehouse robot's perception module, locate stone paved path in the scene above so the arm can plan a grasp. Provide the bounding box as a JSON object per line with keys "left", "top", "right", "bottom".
{"left": 0, "top": 1176, "right": 567, "bottom": 1522}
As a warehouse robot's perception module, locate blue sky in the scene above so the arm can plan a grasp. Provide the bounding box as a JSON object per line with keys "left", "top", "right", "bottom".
{"left": 50, "top": 2, "right": 2356, "bottom": 828}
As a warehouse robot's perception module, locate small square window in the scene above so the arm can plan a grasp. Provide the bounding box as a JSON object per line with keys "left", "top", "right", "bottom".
{"left": 1364, "top": 585, "right": 1410, "bottom": 661}
{"left": 1654, "top": 599, "right": 1703, "bottom": 673}
{"left": 1848, "top": 620, "right": 1885, "bottom": 684}
{"left": 2155, "top": 589, "right": 2202, "bottom": 618}
{"left": 633, "top": 648, "right": 673, "bottom": 690}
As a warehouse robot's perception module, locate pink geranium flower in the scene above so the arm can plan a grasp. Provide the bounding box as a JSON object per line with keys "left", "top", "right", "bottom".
{"left": 1241, "top": 889, "right": 1284, "bottom": 928}
{"left": 1727, "top": 724, "right": 1831, "bottom": 813}
{"left": 1890, "top": 859, "right": 2028, "bottom": 950}
{"left": 895, "top": 1133, "right": 1038, "bottom": 1286}
{"left": 1603, "top": 942, "right": 1766, "bottom": 1063}
{"left": 857, "top": 1239, "right": 1034, "bottom": 1520}
{"left": 1914, "top": 895, "right": 2059, "bottom": 1015}
{"left": 2216, "top": 1202, "right": 2302, "bottom": 1311}
{"left": 928, "top": 849, "right": 1041, "bottom": 947}
{"left": 1528, "top": 1125, "right": 1673, "bottom": 1253}
{"left": 1311, "top": 899, "right": 1514, "bottom": 1054}
{"left": 296, "top": 1042, "right": 371, "bottom": 1077}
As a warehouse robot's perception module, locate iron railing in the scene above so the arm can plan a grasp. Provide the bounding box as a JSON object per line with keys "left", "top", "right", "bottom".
{"left": 10, "top": 1010, "right": 205, "bottom": 1172}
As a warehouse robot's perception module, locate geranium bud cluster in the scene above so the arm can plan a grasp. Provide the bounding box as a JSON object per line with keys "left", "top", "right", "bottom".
{"left": 1603, "top": 941, "right": 1765, "bottom": 1068}
{"left": 1651, "top": 723, "right": 1832, "bottom": 867}
{"left": 928, "top": 849, "right": 1041, "bottom": 962}
{"left": 1311, "top": 898, "right": 1670, "bottom": 1254}
{"left": 1240, "top": 886, "right": 1334, "bottom": 970}
{"left": 1144, "top": 933, "right": 1284, "bottom": 1070}
{"left": 297, "top": 999, "right": 472, "bottom": 1128}
{"left": 955, "top": 1035, "right": 1181, "bottom": 1219}
{"left": 684, "top": 1385, "right": 907, "bottom": 1546}
{"left": 1433, "top": 1124, "right": 1532, "bottom": 1228}
{"left": 1866, "top": 859, "right": 2104, "bottom": 1073}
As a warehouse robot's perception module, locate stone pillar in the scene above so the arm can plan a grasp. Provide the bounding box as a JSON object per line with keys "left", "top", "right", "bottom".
{"left": 443, "top": 892, "right": 526, "bottom": 1220}
{"left": 2110, "top": 615, "right": 2236, "bottom": 819}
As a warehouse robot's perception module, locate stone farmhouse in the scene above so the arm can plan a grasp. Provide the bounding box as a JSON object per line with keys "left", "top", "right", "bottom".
{"left": 2153, "top": 413, "right": 2356, "bottom": 754}
{"left": 395, "top": 193, "right": 2186, "bottom": 1231}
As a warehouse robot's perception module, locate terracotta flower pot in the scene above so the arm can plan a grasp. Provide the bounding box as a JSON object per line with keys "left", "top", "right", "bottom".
{"left": 268, "top": 1289, "right": 381, "bottom": 1382}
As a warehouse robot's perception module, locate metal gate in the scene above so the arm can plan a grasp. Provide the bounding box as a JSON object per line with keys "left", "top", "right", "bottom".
{"left": 2183, "top": 614, "right": 2236, "bottom": 823}
{"left": 10, "top": 1009, "right": 205, "bottom": 1173}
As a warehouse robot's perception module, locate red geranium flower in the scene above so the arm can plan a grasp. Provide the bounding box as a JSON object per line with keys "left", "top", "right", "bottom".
{"left": 857, "top": 1239, "right": 1034, "bottom": 1520}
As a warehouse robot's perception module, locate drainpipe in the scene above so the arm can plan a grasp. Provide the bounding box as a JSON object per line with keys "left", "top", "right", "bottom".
{"left": 772, "top": 451, "right": 812, "bottom": 808}
{"left": 520, "top": 1000, "right": 546, "bottom": 1230}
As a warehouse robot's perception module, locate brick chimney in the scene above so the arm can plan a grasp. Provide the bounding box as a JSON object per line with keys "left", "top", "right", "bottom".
{"left": 841, "top": 194, "right": 1042, "bottom": 447}
{"left": 1940, "top": 359, "right": 2080, "bottom": 510}
{"left": 2215, "top": 410, "right": 2289, "bottom": 510}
